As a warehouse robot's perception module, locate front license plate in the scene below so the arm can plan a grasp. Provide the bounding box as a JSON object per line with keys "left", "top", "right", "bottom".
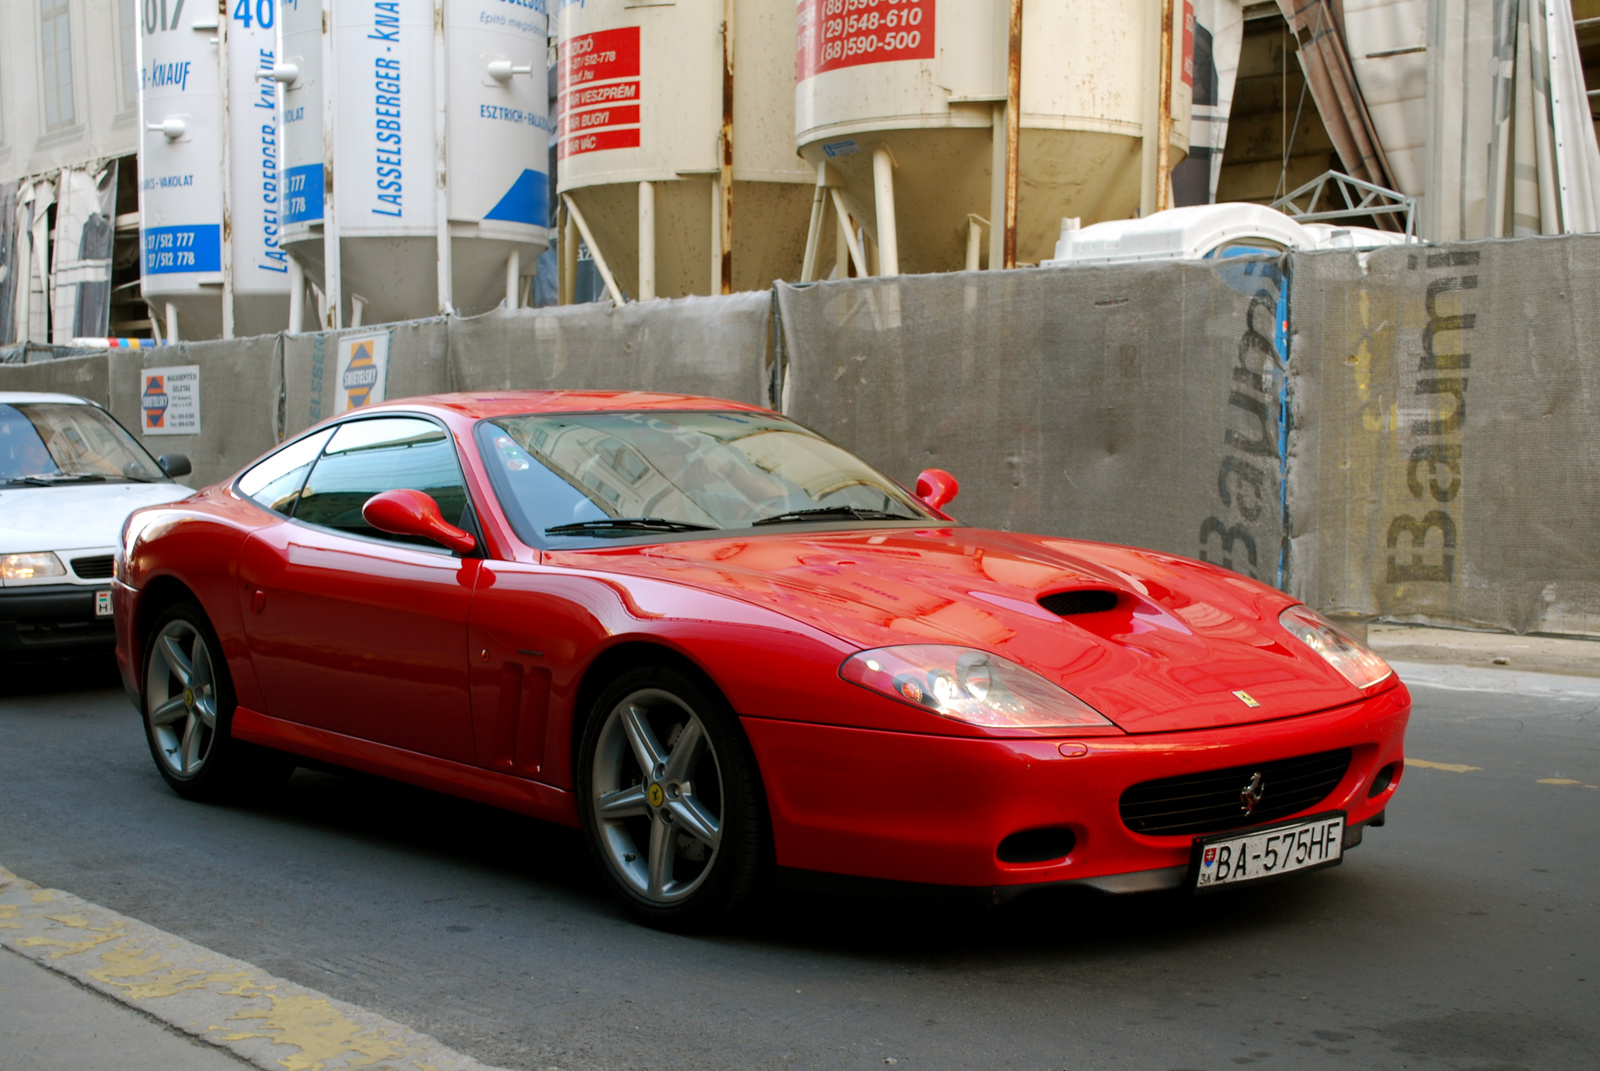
{"left": 95, "top": 590, "right": 112, "bottom": 618}
{"left": 1191, "top": 811, "right": 1345, "bottom": 892}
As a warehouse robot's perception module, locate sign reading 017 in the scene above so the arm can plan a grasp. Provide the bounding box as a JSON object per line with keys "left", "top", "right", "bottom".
{"left": 143, "top": 0, "right": 274, "bottom": 31}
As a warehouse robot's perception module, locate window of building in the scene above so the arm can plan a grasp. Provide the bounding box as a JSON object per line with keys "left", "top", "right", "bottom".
{"left": 40, "top": 0, "right": 76, "bottom": 131}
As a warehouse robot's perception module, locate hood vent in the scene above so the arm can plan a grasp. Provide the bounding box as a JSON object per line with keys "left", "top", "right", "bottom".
{"left": 1038, "top": 589, "right": 1119, "bottom": 617}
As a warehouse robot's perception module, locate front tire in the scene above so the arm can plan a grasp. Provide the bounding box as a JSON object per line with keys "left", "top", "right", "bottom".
{"left": 142, "top": 602, "right": 291, "bottom": 801}
{"left": 577, "top": 664, "right": 767, "bottom": 930}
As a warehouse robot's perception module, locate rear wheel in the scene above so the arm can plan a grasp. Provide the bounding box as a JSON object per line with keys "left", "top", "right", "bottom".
{"left": 577, "top": 664, "right": 767, "bottom": 930}
{"left": 142, "top": 602, "right": 292, "bottom": 801}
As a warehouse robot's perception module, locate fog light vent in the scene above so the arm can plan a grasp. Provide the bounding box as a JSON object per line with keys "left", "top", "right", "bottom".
{"left": 996, "top": 827, "right": 1076, "bottom": 864}
{"left": 1038, "top": 589, "right": 1119, "bottom": 617}
{"left": 1368, "top": 762, "right": 1397, "bottom": 798}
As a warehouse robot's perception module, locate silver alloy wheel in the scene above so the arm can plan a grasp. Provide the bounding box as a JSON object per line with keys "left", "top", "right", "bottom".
{"left": 591, "top": 688, "right": 724, "bottom": 904}
{"left": 145, "top": 619, "right": 219, "bottom": 778}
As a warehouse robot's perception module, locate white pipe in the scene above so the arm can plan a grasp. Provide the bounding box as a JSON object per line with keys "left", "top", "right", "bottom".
{"left": 829, "top": 188, "right": 867, "bottom": 278}
{"left": 800, "top": 161, "right": 828, "bottom": 283}
{"left": 165, "top": 302, "right": 180, "bottom": 343}
{"left": 638, "top": 181, "right": 656, "bottom": 302}
{"left": 561, "top": 208, "right": 577, "bottom": 304}
{"left": 320, "top": 0, "right": 341, "bottom": 329}
{"left": 288, "top": 256, "right": 304, "bottom": 331}
{"left": 218, "top": 11, "right": 234, "bottom": 338}
{"left": 350, "top": 294, "right": 366, "bottom": 327}
{"left": 965, "top": 214, "right": 988, "bottom": 272}
{"left": 871, "top": 146, "right": 899, "bottom": 276}
{"left": 433, "top": 0, "right": 453, "bottom": 316}
{"left": 562, "top": 193, "right": 624, "bottom": 306}
{"left": 505, "top": 250, "right": 521, "bottom": 309}
{"left": 709, "top": 177, "right": 721, "bottom": 295}
{"left": 989, "top": 103, "right": 1006, "bottom": 270}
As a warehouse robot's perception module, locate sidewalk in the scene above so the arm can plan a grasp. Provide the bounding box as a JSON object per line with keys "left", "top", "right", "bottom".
{"left": 0, "top": 946, "right": 250, "bottom": 1071}
{"left": 1366, "top": 623, "right": 1600, "bottom": 679}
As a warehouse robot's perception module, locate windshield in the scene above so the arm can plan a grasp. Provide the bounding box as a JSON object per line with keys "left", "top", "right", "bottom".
{"left": 0, "top": 402, "right": 166, "bottom": 484}
{"left": 477, "top": 410, "right": 933, "bottom": 545}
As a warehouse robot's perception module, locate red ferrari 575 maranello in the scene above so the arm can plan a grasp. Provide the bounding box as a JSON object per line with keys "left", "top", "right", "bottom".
{"left": 113, "top": 391, "right": 1407, "bottom": 927}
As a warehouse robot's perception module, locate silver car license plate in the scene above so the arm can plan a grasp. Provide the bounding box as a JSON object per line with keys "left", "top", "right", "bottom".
{"left": 1191, "top": 811, "right": 1345, "bottom": 891}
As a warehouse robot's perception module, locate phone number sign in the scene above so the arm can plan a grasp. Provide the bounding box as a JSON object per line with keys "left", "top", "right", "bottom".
{"left": 797, "top": 0, "right": 934, "bottom": 82}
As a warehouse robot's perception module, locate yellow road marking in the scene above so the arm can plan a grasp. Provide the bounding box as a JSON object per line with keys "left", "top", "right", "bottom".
{"left": 1538, "top": 778, "right": 1582, "bottom": 785}
{"left": 1409, "top": 759, "right": 1482, "bottom": 773}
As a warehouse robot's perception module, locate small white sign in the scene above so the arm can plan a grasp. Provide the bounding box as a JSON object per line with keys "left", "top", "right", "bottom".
{"left": 334, "top": 333, "right": 390, "bottom": 413}
{"left": 140, "top": 365, "right": 201, "bottom": 436}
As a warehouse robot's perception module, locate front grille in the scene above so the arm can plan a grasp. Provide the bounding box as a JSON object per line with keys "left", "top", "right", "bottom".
{"left": 71, "top": 555, "right": 114, "bottom": 579}
{"left": 1119, "top": 748, "right": 1352, "bottom": 837}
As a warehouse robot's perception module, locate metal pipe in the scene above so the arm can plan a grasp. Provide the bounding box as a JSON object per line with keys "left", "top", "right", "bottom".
{"left": 1003, "top": 0, "right": 1022, "bottom": 269}
{"left": 829, "top": 189, "right": 867, "bottom": 278}
{"left": 638, "top": 181, "right": 656, "bottom": 301}
{"left": 288, "top": 256, "right": 304, "bottom": 331}
{"left": 871, "top": 147, "right": 899, "bottom": 276}
{"left": 1156, "top": 0, "right": 1174, "bottom": 212}
{"left": 505, "top": 250, "right": 520, "bottom": 309}
{"left": 561, "top": 206, "right": 577, "bottom": 305}
{"left": 218, "top": 9, "right": 234, "bottom": 338}
{"left": 434, "top": 0, "right": 454, "bottom": 315}
{"left": 965, "top": 214, "right": 988, "bottom": 272}
{"left": 800, "top": 161, "right": 828, "bottom": 284}
{"left": 320, "top": 0, "right": 341, "bottom": 329}
{"left": 165, "top": 302, "right": 180, "bottom": 343}
{"left": 710, "top": 177, "right": 722, "bottom": 294}
{"left": 720, "top": 0, "right": 735, "bottom": 294}
{"left": 989, "top": 105, "right": 1006, "bottom": 270}
{"left": 350, "top": 294, "right": 366, "bottom": 327}
{"left": 562, "top": 193, "right": 624, "bottom": 306}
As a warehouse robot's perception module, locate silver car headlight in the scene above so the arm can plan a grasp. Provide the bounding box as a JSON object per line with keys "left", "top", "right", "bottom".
{"left": 1279, "top": 605, "right": 1393, "bottom": 689}
{"left": 0, "top": 552, "right": 67, "bottom": 581}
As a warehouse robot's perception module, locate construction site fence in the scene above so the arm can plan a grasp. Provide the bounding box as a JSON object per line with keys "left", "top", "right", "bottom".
{"left": 4, "top": 236, "right": 1595, "bottom": 638}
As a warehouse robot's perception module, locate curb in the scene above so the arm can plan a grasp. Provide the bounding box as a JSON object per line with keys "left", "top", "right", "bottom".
{"left": 0, "top": 865, "right": 509, "bottom": 1071}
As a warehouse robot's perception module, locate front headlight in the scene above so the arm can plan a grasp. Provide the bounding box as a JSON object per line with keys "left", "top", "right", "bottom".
{"left": 840, "top": 644, "right": 1116, "bottom": 730}
{"left": 1279, "top": 605, "right": 1393, "bottom": 689}
{"left": 0, "top": 552, "right": 67, "bottom": 581}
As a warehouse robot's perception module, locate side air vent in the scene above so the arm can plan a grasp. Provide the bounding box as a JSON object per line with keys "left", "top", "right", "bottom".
{"left": 1038, "top": 589, "right": 1119, "bottom": 617}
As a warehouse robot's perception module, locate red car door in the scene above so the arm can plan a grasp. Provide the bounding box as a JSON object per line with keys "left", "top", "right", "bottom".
{"left": 236, "top": 416, "right": 479, "bottom": 763}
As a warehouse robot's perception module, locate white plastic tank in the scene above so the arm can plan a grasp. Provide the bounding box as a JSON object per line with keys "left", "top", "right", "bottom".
{"left": 555, "top": 0, "right": 816, "bottom": 299}
{"left": 138, "top": 0, "right": 290, "bottom": 340}
{"left": 1042, "top": 203, "right": 1413, "bottom": 264}
{"left": 276, "top": 0, "right": 550, "bottom": 330}
{"left": 795, "top": 0, "right": 1194, "bottom": 274}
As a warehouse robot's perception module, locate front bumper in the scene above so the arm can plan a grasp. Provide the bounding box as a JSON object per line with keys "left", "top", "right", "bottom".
{"left": 0, "top": 583, "right": 114, "bottom": 658}
{"left": 742, "top": 682, "right": 1409, "bottom": 891}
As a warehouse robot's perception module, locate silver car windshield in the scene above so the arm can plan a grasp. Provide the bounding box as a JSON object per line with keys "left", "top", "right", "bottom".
{"left": 477, "top": 410, "right": 932, "bottom": 544}
{"left": 0, "top": 402, "right": 166, "bottom": 484}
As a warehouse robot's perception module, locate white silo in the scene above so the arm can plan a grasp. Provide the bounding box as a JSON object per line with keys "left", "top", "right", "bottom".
{"left": 794, "top": 0, "right": 1194, "bottom": 275}
{"left": 138, "top": 0, "right": 290, "bottom": 339}
{"left": 555, "top": 0, "right": 815, "bottom": 299}
{"left": 275, "top": 0, "right": 550, "bottom": 330}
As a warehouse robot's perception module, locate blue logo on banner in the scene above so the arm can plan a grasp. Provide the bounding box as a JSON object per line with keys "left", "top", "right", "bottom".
{"left": 283, "top": 164, "right": 325, "bottom": 224}
{"left": 141, "top": 226, "right": 222, "bottom": 275}
{"left": 483, "top": 169, "right": 549, "bottom": 227}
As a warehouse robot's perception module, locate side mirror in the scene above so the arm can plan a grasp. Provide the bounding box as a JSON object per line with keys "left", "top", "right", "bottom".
{"left": 362, "top": 489, "right": 478, "bottom": 554}
{"left": 914, "top": 468, "right": 959, "bottom": 511}
{"left": 158, "top": 453, "right": 192, "bottom": 478}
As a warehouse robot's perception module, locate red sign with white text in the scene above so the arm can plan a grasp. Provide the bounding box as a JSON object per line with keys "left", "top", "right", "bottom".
{"left": 558, "top": 26, "right": 643, "bottom": 158}
{"left": 796, "top": 0, "right": 935, "bottom": 83}
{"left": 1182, "top": 0, "right": 1195, "bottom": 85}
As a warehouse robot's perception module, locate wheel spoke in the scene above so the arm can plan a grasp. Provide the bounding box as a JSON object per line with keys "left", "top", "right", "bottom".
{"left": 158, "top": 632, "right": 192, "bottom": 688}
{"left": 191, "top": 640, "right": 214, "bottom": 698}
{"left": 646, "top": 813, "right": 673, "bottom": 897}
{"left": 667, "top": 796, "right": 721, "bottom": 850}
{"left": 194, "top": 696, "right": 217, "bottom": 730}
{"left": 596, "top": 784, "right": 649, "bottom": 821}
{"left": 179, "top": 712, "right": 201, "bottom": 773}
{"left": 662, "top": 718, "right": 704, "bottom": 784}
{"left": 621, "top": 703, "right": 667, "bottom": 773}
{"left": 149, "top": 694, "right": 188, "bottom": 728}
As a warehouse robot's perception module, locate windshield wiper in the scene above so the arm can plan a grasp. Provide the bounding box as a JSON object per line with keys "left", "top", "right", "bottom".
{"left": 544, "top": 517, "right": 720, "bottom": 537}
{"left": 752, "top": 506, "right": 919, "bottom": 526}
{"left": 4, "top": 473, "right": 108, "bottom": 486}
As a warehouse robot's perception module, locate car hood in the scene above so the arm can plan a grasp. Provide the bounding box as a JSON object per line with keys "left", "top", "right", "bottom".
{"left": 0, "top": 482, "right": 193, "bottom": 554}
{"left": 552, "top": 527, "right": 1376, "bottom": 734}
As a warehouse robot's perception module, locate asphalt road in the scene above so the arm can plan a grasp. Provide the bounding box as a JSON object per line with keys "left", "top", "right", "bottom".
{"left": 1, "top": 658, "right": 1595, "bottom": 1071}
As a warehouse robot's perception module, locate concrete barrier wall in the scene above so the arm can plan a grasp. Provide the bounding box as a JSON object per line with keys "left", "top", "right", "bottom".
{"left": 4, "top": 237, "right": 1597, "bottom": 636}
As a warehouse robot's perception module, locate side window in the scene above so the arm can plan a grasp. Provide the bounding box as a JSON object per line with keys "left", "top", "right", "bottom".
{"left": 294, "top": 417, "right": 469, "bottom": 544}
{"left": 237, "top": 428, "right": 335, "bottom": 515}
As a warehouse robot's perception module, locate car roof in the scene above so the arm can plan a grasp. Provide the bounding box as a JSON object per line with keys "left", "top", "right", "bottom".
{"left": 355, "top": 390, "right": 775, "bottom": 421}
{"left": 0, "top": 391, "right": 95, "bottom": 406}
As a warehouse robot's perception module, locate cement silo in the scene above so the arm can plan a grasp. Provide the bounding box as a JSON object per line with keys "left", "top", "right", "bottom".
{"left": 138, "top": 0, "right": 290, "bottom": 340}
{"left": 275, "top": 0, "right": 550, "bottom": 330}
{"left": 794, "top": 0, "right": 1195, "bottom": 275}
{"left": 555, "top": 0, "right": 816, "bottom": 299}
